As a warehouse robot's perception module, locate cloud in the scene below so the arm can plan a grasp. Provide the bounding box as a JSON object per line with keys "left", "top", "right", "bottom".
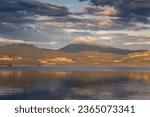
{"left": 72, "top": 36, "right": 105, "bottom": 46}
{"left": 99, "top": 36, "right": 113, "bottom": 40}
{"left": 63, "top": 29, "right": 92, "bottom": 33}
{"left": 98, "top": 20, "right": 113, "bottom": 27}
{"left": 0, "top": 37, "right": 57, "bottom": 45}
{"left": 48, "top": 41, "right": 58, "bottom": 45}
{"left": 79, "top": 0, "right": 118, "bottom": 6}
{"left": 64, "top": 28, "right": 150, "bottom": 37}
{"left": 96, "top": 8, "right": 118, "bottom": 16}
{"left": 74, "top": 36, "right": 97, "bottom": 42}
{"left": 123, "top": 42, "right": 150, "bottom": 45}
{"left": 40, "top": 22, "right": 75, "bottom": 28}
{"left": 0, "top": 0, "right": 71, "bottom": 49}
{"left": 79, "top": 0, "right": 150, "bottom": 22}
{"left": 83, "top": 6, "right": 118, "bottom": 16}
{"left": 0, "top": 0, "right": 69, "bottom": 24}
{"left": 0, "top": 38, "right": 26, "bottom": 44}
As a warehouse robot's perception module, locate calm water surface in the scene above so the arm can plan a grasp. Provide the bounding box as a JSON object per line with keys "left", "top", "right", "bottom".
{"left": 0, "top": 66, "right": 150, "bottom": 100}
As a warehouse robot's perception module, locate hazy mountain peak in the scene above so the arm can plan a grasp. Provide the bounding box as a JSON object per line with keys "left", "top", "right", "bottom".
{"left": 72, "top": 41, "right": 111, "bottom": 47}
{"left": 59, "top": 41, "right": 146, "bottom": 54}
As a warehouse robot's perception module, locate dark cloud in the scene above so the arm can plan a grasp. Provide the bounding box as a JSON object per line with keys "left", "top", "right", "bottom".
{"left": 79, "top": 0, "right": 119, "bottom": 6}
{"left": 79, "top": 0, "right": 150, "bottom": 22}
{"left": 0, "top": 0, "right": 70, "bottom": 45}
{"left": 80, "top": 6, "right": 118, "bottom": 16}
{"left": 0, "top": 0, "right": 69, "bottom": 24}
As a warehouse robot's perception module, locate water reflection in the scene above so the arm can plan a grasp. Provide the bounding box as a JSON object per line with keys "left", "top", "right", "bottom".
{"left": 0, "top": 70, "right": 150, "bottom": 99}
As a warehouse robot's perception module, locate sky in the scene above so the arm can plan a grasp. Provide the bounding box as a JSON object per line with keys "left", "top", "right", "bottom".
{"left": 0, "top": 0, "right": 150, "bottom": 50}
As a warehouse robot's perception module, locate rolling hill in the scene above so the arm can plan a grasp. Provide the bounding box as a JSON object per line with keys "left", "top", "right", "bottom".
{"left": 114, "top": 51, "right": 150, "bottom": 65}
{"left": 0, "top": 44, "right": 67, "bottom": 66}
{"left": 0, "top": 43, "right": 149, "bottom": 66}
{"left": 0, "top": 44, "right": 65, "bottom": 58}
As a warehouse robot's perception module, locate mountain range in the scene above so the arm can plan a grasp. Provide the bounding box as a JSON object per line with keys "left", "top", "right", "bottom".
{"left": 0, "top": 43, "right": 149, "bottom": 66}
{"left": 59, "top": 42, "right": 144, "bottom": 54}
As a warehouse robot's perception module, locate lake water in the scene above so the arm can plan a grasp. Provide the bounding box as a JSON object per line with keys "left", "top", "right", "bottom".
{"left": 0, "top": 66, "right": 150, "bottom": 100}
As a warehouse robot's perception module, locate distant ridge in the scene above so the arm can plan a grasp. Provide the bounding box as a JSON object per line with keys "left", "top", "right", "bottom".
{"left": 59, "top": 43, "right": 145, "bottom": 54}
{"left": 0, "top": 43, "right": 64, "bottom": 58}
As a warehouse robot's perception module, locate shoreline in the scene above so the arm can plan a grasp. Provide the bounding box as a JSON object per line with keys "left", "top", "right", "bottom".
{"left": 1, "top": 64, "right": 150, "bottom": 67}
{"left": 1, "top": 65, "right": 150, "bottom": 72}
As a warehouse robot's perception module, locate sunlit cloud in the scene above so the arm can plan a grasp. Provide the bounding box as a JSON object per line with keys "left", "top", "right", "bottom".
{"left": 63, "top": 28, "right": 150, "bottom": 37}
{"left": 123, "top": 42, "right": 150, "bottom": 45}
{"left": 41, "top": 22, "right": 75, "bottom": 28}
{"left": 0, "top": 37, "right": 57, "bottom": 46}
{"left": 98, "top": 20, "right": 113, "bottom": 27}
{"left": 0, "top": 38, "right": 26, "bottom": 44}
{"left": 99, "top": 36, "right": 113, "bottom": 40}
{"left": 48, "top": 41, "right": 58, "bottom": 45}
{"left": 74, "top": 36, "right": 97, "bottom": 43}
{"left": 83, "top": 6, "right": 118, "bottom": 16}
{"left": 97, "top": 8, "right": 118, "bottom": 16}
